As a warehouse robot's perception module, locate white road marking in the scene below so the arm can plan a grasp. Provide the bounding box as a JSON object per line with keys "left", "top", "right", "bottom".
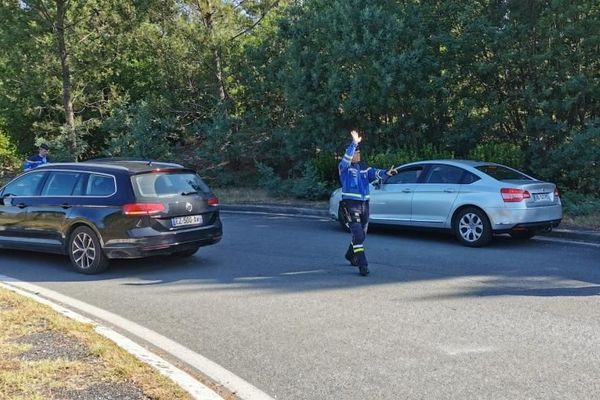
{"left": 534, "top": 236, "right": 600, "bottom": 248}
{"left": 0, "top": 275, "right": 275, "bottom": 400}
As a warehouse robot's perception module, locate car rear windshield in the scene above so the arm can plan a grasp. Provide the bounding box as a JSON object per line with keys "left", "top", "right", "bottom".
{"left": 131, "top": 172, "right": 211, "bottom": 199}
{"left": 475, "top": 165, "right": 533, "bottom": 181}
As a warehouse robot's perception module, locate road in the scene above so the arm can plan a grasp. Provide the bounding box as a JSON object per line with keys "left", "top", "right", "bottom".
{"left": 1, "top": 212, "right": 600, "bottom": 400}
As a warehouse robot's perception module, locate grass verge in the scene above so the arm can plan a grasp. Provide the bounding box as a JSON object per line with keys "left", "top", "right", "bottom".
{"left": 0, "top": 286, "right": 192, "bottom": 400}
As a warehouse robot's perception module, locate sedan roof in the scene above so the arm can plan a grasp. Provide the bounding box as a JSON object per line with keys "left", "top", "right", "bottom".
{"left": 404, "top": 159, "right": 498, "bottom": 168}
{"left": 37, "top": 159, "right": 187, "bottom": 174}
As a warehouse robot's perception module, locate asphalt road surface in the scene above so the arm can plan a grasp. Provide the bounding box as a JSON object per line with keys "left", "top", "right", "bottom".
{"left": 1, "top": 212, "right": 599, "bottom": 400}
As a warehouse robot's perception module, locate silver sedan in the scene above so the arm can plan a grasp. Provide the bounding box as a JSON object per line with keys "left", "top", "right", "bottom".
{"left": 329, "top": 160, "right": 562, "bottom": 247}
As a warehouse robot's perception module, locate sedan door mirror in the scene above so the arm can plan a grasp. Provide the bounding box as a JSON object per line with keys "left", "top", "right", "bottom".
{"left": 2, "top": 194, "right": 14, "bottom": 206}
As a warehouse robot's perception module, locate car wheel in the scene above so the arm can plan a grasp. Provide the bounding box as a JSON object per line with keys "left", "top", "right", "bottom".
{"left": 510, "top": 230, "right": 536, "bottom": 240}
{"left": 68, "top": 226, "right": 109, "bottom": 274}
{"left": 338, "top": 207, "right": 350, "bottom": 232}
{"left": 173, "top": 247, "right": 199, "bottom": 258}
{"left": 453, "top": 207, "right": 492, "bottom": 247}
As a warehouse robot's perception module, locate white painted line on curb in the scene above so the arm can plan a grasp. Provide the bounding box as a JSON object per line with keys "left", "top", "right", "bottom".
{"left": 0, "top": 275, "right": 276, "bottom": 400}
{"left": 0, "top": 278, "right": 222, "bottom": 400}
{"left": 534, "top": 236, "right": 600, "bottom": 248}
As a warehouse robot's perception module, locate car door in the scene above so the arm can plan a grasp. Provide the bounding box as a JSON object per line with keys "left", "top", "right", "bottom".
{"left": 25, "top": 170, "right": 85, "bottom": 248}
{"left": 411, "top": 164, "right": 464, "bottom": 227}
{"left": 0, "top": 171, "right": 48, "bottom": 247}
{"left": 369, "top": 165, "right": 426, "bottom": 225}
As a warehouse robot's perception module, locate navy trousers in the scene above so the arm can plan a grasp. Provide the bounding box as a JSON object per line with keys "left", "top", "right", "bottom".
{"left": 341, "top": 200, "right": 370, "bottom": 267}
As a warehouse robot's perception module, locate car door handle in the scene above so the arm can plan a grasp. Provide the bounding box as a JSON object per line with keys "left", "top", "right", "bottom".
{"left": 61, "top": 203, "right": 72, "bottom": 209}
{"left": 402, "top": 188, "right": 412, "bottom": 193}
{"left": 444, "top": 188, "right": 457, "bottom": 193}
{"left": 16, "top": 203, "right": 27, "bottom": 209}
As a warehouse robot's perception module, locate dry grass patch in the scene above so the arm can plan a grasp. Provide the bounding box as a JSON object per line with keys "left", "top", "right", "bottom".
{"left": 215, "top": 187, "right": 328, "bottom": 207}
{"left": 0, "top": 287, "right": 192, "bottom": 400}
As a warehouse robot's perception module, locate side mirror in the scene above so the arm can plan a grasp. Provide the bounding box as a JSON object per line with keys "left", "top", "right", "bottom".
{"left": 372, "top": 180, "right": 382, "bottom": 190}
{"left": 3, "top": 196, "right": 13, "bottom": 206}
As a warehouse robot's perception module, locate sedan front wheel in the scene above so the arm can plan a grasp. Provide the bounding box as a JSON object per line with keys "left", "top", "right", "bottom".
{"left": 453, "top": 207, "right": 492, "bottom": 247}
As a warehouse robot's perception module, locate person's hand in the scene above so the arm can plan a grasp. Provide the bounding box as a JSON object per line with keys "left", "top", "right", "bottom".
{"left": 350, "top": 130, "right": 362, "bottom": 145}
{"left": 386, "top": 165, "right": 398, "bottom": 176}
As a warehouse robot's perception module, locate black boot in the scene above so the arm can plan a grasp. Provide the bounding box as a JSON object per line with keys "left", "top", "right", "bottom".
{"left": 358, "top": 264, "right": 370, "bottom": 276}
{"left": 345, "top": 244, "right": 358, "bottom": 266}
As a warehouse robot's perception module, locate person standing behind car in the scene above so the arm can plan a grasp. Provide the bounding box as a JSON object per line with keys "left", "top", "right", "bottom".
{"left": 338, "top": 130, "right": 397, "bottom": 276}
{"left": 23, "top": 143, "right": 50, "bottom": 171}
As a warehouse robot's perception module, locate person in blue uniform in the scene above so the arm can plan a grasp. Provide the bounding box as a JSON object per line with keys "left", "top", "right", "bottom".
{"left": 23, "top": 143, "right": 50, "bottom": 171}
{"left": 338, "top": 130, "right": 397, "bottom": 276}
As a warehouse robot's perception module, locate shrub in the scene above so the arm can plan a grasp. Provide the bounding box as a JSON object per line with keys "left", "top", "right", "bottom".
{"left": 468, "top": 142, "right": 525, "bottom": 170}
{"left": 560, "top": 191, "right": 600, "bottom": 217}
{"left": 367, "top": 144, "right": 454, "bottom": 168}
{"left": 102, "top": 101, "right": 174, "bottom": 161}
{"left": 0, "top": 131, "right": 21, "bottom": 183}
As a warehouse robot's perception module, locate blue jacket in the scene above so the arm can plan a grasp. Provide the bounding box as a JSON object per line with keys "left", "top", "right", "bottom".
{"left": 23, "top": 154, "right": 48, "bottom": 171}
{"left": 338, "top": 142, "right": 388, "bottom": 201}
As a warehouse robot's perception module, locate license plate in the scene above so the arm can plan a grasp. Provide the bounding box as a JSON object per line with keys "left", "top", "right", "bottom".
{"left": 533, "top": 193, "right": 551, "bottom": 202}
{"left": 172, "top": 215, "right": 203, "bottom": 227}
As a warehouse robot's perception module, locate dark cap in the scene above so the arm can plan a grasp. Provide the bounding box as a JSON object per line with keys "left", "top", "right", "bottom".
{"left": 39, "top": 143, "right": 49, "bottom": 150}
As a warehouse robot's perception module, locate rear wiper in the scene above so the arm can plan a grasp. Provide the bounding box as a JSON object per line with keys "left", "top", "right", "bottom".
{"left": 181, "top": 190, "right": 198, "bottom": 196}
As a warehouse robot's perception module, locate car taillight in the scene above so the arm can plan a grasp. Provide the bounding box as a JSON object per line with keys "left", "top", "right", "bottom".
{"left": 554, "top": 186, "right": 560, "bottom": 197}
{"left": 207, "top": 196, "right": 219, "bottom": 206}
{"left": 501, "top": 188, "right": 531, "bottom": 202}
{"left": 122, "top": 203, "right": 166, "bottom": 215}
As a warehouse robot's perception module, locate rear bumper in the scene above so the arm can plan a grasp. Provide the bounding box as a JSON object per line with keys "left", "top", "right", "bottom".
{"left": 102, "top": 223, "right": 222, "bottom": 259}
{"left": 494, "top": 219, "right": 562, "bottom": 234}
{"left": 488, "top": 204, "right": 562, "bottom": 232}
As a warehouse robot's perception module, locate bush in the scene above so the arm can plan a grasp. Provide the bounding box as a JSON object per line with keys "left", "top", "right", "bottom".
{"left": 257, "top": 161, "right": 331, "bottom": 200}
{"left": 367, "top": 144, "right": 455, "bottom": 169}
{"left": 468, "top": 142, "right": 525, "bottom": 170}
{"left": 0, "top": 131, "right": 21, "bottom": 184}
{"left": 536, "top": 120, "right": 600, "bottom": 196}
{"left": 102, "top": 101, "right": 174, "bottom": 161}
{"left": 560, "top": 191, "right": 600, "bottom": 217}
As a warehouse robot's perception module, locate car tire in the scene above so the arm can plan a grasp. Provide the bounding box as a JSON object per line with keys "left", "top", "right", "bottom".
{"left": 338, "top": 207, "right": 350, "bottom": 232}
{"left": 510, "top": 230, "right": 536, "bottom": 240}
{"left": 68, "top": 226, "right": 109, "bottom": 274}
{"left": 453, "top": 207, "right": 492, "bottom": 247}
{"left": 173, "top": 246, "right": 199, "bottom": 258}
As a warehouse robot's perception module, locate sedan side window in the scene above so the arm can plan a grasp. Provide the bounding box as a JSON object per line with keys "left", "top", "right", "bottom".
{"left": 386, "top": 167, "right": 424, "bottom": 184}
{"left": 42, "top": 172, "right": 83, "bottom": 196}
{"left": 424, "top": 165, "right": 465, "bottom": 184}
{"left": 461, "top": 171, "right": 481, "bottom": 184}
{"left": 86, "top": 174, "right": 116, "bottom": 196}
{"left": 2, "top": 171, "right": 47, "bottom": 196}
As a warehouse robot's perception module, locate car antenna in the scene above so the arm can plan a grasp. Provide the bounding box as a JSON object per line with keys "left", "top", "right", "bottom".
{"left": 146, "top": 160, "right": 153, "bottom": 166}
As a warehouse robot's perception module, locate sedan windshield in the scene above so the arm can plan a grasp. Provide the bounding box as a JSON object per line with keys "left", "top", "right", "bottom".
{"left": 475, "top": 165, "right": 533, "bottom": 181}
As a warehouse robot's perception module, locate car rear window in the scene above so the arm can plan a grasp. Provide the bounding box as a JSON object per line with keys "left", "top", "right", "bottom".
{"left": 131, "top": 172, "right": 211, "bottom": 199}
{"left": 475, "top": 165, "right": 533, "bottom": 181}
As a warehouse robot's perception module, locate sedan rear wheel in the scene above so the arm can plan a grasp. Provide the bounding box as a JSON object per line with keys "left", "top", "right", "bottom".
{"left": 68, "top": 226, "right": 109, "bottom": 274}
{"left": 454, "top": 207, "right": 492, "bottom": 247}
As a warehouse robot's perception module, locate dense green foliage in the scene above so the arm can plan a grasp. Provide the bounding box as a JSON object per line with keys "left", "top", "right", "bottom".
{"left": 0, "top": 0, "right": 598, "bottom": 208}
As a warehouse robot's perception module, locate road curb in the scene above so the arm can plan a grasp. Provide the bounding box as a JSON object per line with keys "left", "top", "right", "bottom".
{"left": 221, "top": 203, "right": 600, "bottom": 244}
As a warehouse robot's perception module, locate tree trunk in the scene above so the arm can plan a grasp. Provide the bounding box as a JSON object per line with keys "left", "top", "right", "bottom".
{"left": 198, "top": 0, "right": 227, "bottom": 103}
{"left": 55, "top": 0, "right": 77, "bottom": 159}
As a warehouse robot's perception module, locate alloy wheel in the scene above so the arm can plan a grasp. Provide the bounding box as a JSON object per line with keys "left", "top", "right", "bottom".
{"left": 71, "top": 231, "right": 96, "bottom": 270}
{"left": 458, "top": 212, "right": 484, "bottom": 243}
